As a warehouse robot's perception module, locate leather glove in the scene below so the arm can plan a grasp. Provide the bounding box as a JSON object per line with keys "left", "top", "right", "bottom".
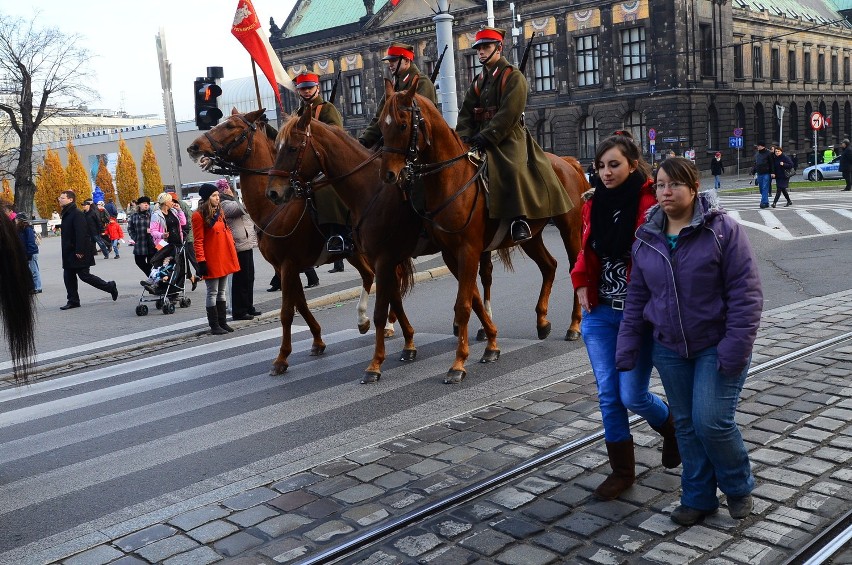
{"left": 358, "top": 138, "right": 370, "bottom": 148}
{"left": 470, "top": 133, "right": 488, "bottom": 150}
{"left": 196, "top": 261, "right": 207, "bottom": 278}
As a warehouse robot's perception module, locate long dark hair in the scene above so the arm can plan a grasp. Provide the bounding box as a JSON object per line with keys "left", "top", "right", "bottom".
{"left": 0, "top": 199, "right": 36, "bottom": 382}
{"left": 594, "top": 130, "right": 652, "bottom": 181}
{"left": 198, "top": 196, "right": 219, "bottom": 227}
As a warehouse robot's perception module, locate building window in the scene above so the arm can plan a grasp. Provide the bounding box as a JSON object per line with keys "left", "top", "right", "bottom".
{"left": 347, "top": 74, "right": 363, "bottom": 115}
{"left": 620, "top": 27, "right": 647, "bottom": 81}
{"left": 752, "top": 46, "right": 763, "bottom": 79}
{"left": 804, "top": 52, "right": 812, "bottom": 82}
{"left": 707, "top": 105, "right": 719, "bottom": 150}
{"left": 320, "top": 79, "right": 334, "bottom": 104}
{"left": 734, "top": 44, "right": 744, "bottom": 78}
{"left": 818, "top": 52, "right": 825, "bottom": 82}
{"left": 788, "top": 50, "right": 797, "bottom": 81}
{"left": 788, "top": 102, "right": 799, "bottom": 149}
{"left": 579, "top": 115, "right": 598, "bottom": 160}
{"left": 771, "top": 48, "right": 780, "bottom": 80}
{"left": 575, "top": 34, "right": 600, "bottom": 87}
{"left": 845, "top": 57, "right": 851, "bottom": 83}
{"left": 754, "top": 102, "right": 765, "bottom": 144}
{"left": 831, "top": 53, "right": 838, "bottom": 83}
{"left": 699, "top": 24, "right": 714, "bottom": 77}
{"left": 624, "top": 111, "right": 646, "bottom": 154}
{"left": 466, "top": 54, "right": 483, "bottom": 83}
{"left": 536, "top": 119, "right": 554, "bottom": 152}
{"left": 533, "top": 42, "right": 556, "bottom": 92}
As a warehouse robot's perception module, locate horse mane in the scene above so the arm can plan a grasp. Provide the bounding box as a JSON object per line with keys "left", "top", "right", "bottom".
{"left": 385, "top": 90, "right": 467, "bottom": 152}
{"left": 0, "top": 208, "right": 36, "bottom": 382}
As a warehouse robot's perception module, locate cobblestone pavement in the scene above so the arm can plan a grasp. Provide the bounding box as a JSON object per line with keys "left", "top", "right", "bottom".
{"left": 53, "top": 290, "right": 852, "bottom": 565}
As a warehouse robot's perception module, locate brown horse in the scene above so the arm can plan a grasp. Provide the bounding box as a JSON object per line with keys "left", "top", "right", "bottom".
{"left": 187, "top": 108, "right": 376, "bottom": 375}
{"left": 0, "top": 201, "right": 36, "bottom": 382}
{"left": 267, "top": 110, "right": 501, "bottom": 384}
{"left": 378, "top": 78, "right": 586, "bottom": 383}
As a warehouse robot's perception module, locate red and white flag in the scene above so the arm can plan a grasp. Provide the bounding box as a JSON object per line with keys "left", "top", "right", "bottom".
{"left": 232, "top": 0, "right": 295, "bottom": 108}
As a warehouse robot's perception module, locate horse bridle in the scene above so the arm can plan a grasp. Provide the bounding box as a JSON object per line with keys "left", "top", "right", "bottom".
{"left": 202, "top": 115, "right": 268, "bottom": 176}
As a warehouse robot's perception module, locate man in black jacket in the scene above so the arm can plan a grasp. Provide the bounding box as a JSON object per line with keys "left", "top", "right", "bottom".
{"left": 840, "top": 139, "right": 852, "bottom": 191}
{"left": 82, "top": 199, "right": 110, "bottom": 259}
{"left": 58, "top": 191, "right": 118, "bottom": 310}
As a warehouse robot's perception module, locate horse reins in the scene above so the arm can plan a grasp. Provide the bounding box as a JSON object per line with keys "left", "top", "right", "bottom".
{"left": 202, "top": 115, "right": 271, "bottom": 177}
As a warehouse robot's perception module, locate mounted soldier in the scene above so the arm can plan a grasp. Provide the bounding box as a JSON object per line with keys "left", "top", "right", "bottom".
{"left": 456, "top": 27, "right": 572, "bottom": 243}
{"left": 294, "top": 71, "right": 351, "bottom": 254}
{"left": 359, "top": 42, "right": 438, "bottom": 148}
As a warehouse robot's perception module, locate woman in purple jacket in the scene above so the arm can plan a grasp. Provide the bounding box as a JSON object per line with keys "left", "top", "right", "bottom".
{"left": 617, "top": 157, "right": 763, "bottom": 526}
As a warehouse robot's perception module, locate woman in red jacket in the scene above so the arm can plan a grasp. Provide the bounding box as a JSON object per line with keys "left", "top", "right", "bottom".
{"left": 193, "top": 184, "right": 240, "bottom": 335}
{"left": 570, "top": 131, "right": 679, "bottom": 500}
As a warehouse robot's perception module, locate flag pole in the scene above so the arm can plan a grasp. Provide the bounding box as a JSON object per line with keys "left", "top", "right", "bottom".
{"left": 251, "top": 58, "right": 263, "bottom": 110}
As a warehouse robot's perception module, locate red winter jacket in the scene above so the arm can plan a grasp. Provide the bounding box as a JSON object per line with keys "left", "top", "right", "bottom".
{"left": 569, "top": 178, "right": 657, "bottom": 308}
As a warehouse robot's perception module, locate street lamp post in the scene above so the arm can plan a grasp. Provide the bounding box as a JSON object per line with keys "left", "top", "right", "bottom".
{"left": 434, "top": 0, "right": 458, "bottom": 128}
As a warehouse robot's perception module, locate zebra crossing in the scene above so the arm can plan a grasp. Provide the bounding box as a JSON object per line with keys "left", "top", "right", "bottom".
{"left": 719, "top": 190, "right": 852, "bottom": 240}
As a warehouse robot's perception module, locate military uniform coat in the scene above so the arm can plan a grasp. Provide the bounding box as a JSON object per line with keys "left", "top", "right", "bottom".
{"left": 456, "top": 56, "right": 572, "bottom": 221}
{"left": 297, "top": 95, "right": 350, "bottom": 226}
{"left": 360, "top": 63, "right": 437, "bottom": 147}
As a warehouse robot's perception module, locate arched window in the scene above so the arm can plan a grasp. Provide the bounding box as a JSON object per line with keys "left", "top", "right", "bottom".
{"left": 832, "top": 101, "right": 840, "bottom": 140}
{"left": 536, "top": 119, "right": 555, "bottom": 152}
{"left": 735, "top": 103, "right": 747, "bottom": 147}
{"left": 788, "top": 102, "right": 799, "bottom": 149}
{"left": 706, "top": 105, "right": 719, "bottom": 150}
{"left": 623, "top": 111, "right": 646, "bottom": 154}
{"left": 754, "top": 102, "right": 765, "bottom": 144}
{"left": 845, "top": 102, "right": 851, "bottom": 141}
{"left": 579, "top": 115, "right": 598, "bottom": 160}
{"left": 819, "top": 101, "right": 828, "bottom": 145}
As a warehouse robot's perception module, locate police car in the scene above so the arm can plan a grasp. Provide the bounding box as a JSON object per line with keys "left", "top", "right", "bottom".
{"left": 802, "top": 156, "right": 842, "bottom": 181}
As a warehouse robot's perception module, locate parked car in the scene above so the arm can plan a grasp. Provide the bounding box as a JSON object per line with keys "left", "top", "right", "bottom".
{"left": 117, "top": 210, "right": 127, "bottom": 223}
{"left": 802, "top": 157, "right": 843, "bottom": 181}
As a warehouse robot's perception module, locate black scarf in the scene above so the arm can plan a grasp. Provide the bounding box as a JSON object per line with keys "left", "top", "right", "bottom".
{"left": 590, "top": 171, "right": 645, "bottom": 258}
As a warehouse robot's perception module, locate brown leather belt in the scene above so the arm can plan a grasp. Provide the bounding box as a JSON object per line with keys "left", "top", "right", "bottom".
{"left": 473, "top": 106, "right": 497, "bottom": 122}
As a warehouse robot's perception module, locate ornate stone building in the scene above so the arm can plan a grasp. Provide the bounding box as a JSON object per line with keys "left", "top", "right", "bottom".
{"left": 270, "top": 0, "right": 852, "bottom": 171}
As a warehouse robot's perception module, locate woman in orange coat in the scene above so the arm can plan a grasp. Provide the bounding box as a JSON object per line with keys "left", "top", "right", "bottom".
{"left": 193, "top": 183, "right": 240, "bottom": 335}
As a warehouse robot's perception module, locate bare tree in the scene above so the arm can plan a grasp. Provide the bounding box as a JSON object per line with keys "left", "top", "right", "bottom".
{"left": 0, "top": 11, "right": 95, "bottom": 217}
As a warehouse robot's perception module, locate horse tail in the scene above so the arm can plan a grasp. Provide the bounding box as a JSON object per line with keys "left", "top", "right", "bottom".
{"left": 0, "top": 212, "right": 36, "bottom": 382}
{"left": 397, "top": 258, "right": 416, "bottom": 298}
{"left": 495, "top": 248, "right": 515, "bottom": 273}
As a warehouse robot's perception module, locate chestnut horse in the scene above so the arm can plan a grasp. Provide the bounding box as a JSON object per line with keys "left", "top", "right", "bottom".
{"left": 267, "top": 110, "right": 500, "bottom": 384}
{"left": 378, "top": 78, "right": 586, "bottom": 383}
{"left": 0, "top": 205, "right": 35, "bottom": 382}
{"left": 187, "top": 108, "right": 376, "bottom": 375}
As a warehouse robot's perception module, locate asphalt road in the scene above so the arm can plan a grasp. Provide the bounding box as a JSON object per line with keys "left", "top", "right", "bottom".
{"left": 0, "top": 188, "right": 850, "bottom": 560}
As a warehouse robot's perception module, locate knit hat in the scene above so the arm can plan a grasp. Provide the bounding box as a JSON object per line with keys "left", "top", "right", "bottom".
{"left": 198, "top": 183, "right": 218, "bottom": 201}
{"left": 137, "top": 196, "right": 151, "bottom": 205}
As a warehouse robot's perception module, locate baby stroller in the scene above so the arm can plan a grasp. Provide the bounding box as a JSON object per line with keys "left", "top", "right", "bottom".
{"left": 135, "top": 242, "right": 192, "bottom": 315}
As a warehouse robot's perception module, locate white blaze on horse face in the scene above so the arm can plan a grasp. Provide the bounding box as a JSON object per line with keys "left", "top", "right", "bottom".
{"left": 385, "top": 115, "right": 393, "bottom": 126}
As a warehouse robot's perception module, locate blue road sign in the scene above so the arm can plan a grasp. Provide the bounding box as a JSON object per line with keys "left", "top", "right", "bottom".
{"left": 729, "top": 136, "right": 744, "bottom": 149}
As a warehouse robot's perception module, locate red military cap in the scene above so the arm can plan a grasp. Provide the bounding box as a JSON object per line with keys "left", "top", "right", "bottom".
{"left": 382, "top": 42, "right": 415, "bottom": 61}
{"left": 295, "top": 71, "right": 320, "bottom": 88}
{"left": 472, "top": 26, "right": 506, "bottom": 47}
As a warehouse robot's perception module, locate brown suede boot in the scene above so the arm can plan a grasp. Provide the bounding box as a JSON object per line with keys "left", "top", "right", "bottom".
{"left": 594, "top": 439, "right": 635, "bottom": 501}
{"left": 651, "top": 410, "right": 682, "bottom": 469}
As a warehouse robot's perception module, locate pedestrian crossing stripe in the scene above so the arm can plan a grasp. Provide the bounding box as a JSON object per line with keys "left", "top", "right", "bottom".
{"left": 727, "top": 207, "right": 852, "bottom": 240}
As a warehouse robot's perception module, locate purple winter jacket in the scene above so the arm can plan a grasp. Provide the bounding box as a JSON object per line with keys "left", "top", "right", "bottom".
{"left": 616, "top": 192, "right": 763, "bottom": 377}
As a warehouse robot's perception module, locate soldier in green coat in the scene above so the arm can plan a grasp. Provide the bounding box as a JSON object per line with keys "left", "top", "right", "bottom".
{"left": 456, "top": 27, "right": 573, "bottom": 242}
{"left": 294, "top": 71, "right": 351, "bottom": 257}
{"left": 359, "top": 42, "right": 438, "bottom": 148}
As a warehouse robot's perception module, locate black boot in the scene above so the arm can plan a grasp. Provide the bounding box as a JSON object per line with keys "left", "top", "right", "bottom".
{"left": 206, "top": 306, "right": 228, "bottom": 335}
{"left": 511, "top": 218, "right": 532, "bottom": 242}
{"left": 216, "top": 301, "right": 235, "bottom": 332}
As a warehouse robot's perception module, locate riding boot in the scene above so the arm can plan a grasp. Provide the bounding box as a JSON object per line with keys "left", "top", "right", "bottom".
{"left": 594, "top": 439, "right": 635, "bottom": 501}
{"left": 216, "top": 301, "right": 235, "bottom": 332}
{"left": 206, "top": 307, "right": 228, "bottom": 335}
{"left": 510, "top": 217, "right": 532, "bottom": 242}
{"left": 650, "top": 410, "right": 682, "bottom": 469}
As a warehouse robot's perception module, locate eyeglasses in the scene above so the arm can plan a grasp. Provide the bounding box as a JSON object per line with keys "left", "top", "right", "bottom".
{"left": 654, "top": 182, "right": 688, "bottom": 191}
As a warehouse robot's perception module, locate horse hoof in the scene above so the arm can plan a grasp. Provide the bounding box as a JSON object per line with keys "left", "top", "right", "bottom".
{"left": 476, "top": 328, "right": 487, "bottom": 342}
{"left": 444, "top": 369, "right": 466, "bottom": 384}
{"left": 537, "top": 322, "right": 552, "bottom": 340}
{"left": 310, "top": 344, "right": 326, "bottom": 356}
{"left": 384, "top": 328, "right": 395, "bottom": 338}
{"left": 361, "top": 371, "right": 381, "bottom": 384}
{"left": 358, "top": 321, "right": 371, "bottom": 334}
{"left": 452, "top": 324, "right": 459, "bottom": 337}
{"left": 400, "top": 349, "right": 417, "bottom": 362}
{"left": 269, "top": 363, "right": 288, "bottom": 376}
{"left": 564, "top": 329, "right": 581, "bottom": 341}
{"left": 480, "top": 348, "right": 500, "bottom": 363}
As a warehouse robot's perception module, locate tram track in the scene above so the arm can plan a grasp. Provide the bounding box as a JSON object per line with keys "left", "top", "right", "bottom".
{"left": 294, "top": 329, "right": 852, "bottom": 565}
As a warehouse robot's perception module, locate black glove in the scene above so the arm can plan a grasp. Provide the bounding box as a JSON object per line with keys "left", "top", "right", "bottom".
{"left": 196, "top": 261, "right": 207, "bottom": 278}
{"left": 358, "top": 138, "right": 370, "bottom": 148}
{"left": 470, "top": 133, "right": 488, "bottom": 150}
{"left": 460, "top": 136, "right": 470, "bottom": 144}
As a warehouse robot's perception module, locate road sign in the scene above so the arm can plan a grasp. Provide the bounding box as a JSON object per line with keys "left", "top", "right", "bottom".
{"left": 729, "top": 136, "right": 744, "bottom": 149}
{"left": 733, "top": 128, "right": 743, "bottom": 137}
{"left": 648, "top": 128, "right": 656, "bottom": 141}
{"left": 810, "top": 112, "right": 824, "bottom": 131}
{"left": 662, "top": 137, "right": 678, "bottom": 143}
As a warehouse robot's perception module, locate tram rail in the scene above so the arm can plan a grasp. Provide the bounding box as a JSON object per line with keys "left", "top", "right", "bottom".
{"left": 294, "top": 329, "right": 852, "bottom": 565}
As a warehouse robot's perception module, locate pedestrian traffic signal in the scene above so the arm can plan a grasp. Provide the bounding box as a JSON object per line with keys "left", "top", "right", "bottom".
{"left": 194, "top": 78, "right": 223, "bottom": 130}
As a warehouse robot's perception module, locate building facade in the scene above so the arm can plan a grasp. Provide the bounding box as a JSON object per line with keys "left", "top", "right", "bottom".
{"left": 270, "top": 0, "right": 852, "bottom": 172}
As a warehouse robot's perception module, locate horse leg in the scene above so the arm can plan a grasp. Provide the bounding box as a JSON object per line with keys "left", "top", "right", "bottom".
{"left": 349, "top": 253, "right": 374, "bottom": 334}
{"left": 386, "top": 308, "right": 397, "bottom": 338}
{"left": 443, "top": 248, "right": 483, "bottom": 384}
{"left": 271, "top": 266, "right": 299, "bottom": 375}
{"left": 292, "top": 283, "right": 326, "bottom": 357}
{"left": 553, "top": 213, "right": 582, "bottom": 341}
{"left": 476, "top": 251, "right": 493, "bottom": 342}
{"left": 387, "top": 272, "right": 416, "bottom": 363}
{"left": 444, "top": 250, "right": 499, "bottom": 364}
{"left": 519, "top": 229, "right": 557, "bottom": 340}
{"left": 363, "top": 259, "right": 394, "bottom": 384}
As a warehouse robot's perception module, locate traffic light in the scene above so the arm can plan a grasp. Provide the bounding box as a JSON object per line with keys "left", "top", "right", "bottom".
{"left": 194, "top": 78, "right": 223, "bottom": 130}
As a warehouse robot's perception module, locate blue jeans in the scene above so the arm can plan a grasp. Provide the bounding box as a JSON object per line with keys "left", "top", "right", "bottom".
{"left": 713, "top": 175, "right": 721, "bottom": 190}
{"left": 581, "top": 304, "right": 669, "bottom": 442}
{"left": 757, "top": 173, "right": 771, "bottom": 206}
{"left": 111, "top": 239, "right": 121, "bottom": 257}
{"left": 28, "top": 253, "right": 42, "bottom": 292}
{"left": 652, "top": 343, "right": 754, "bottom": 510}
